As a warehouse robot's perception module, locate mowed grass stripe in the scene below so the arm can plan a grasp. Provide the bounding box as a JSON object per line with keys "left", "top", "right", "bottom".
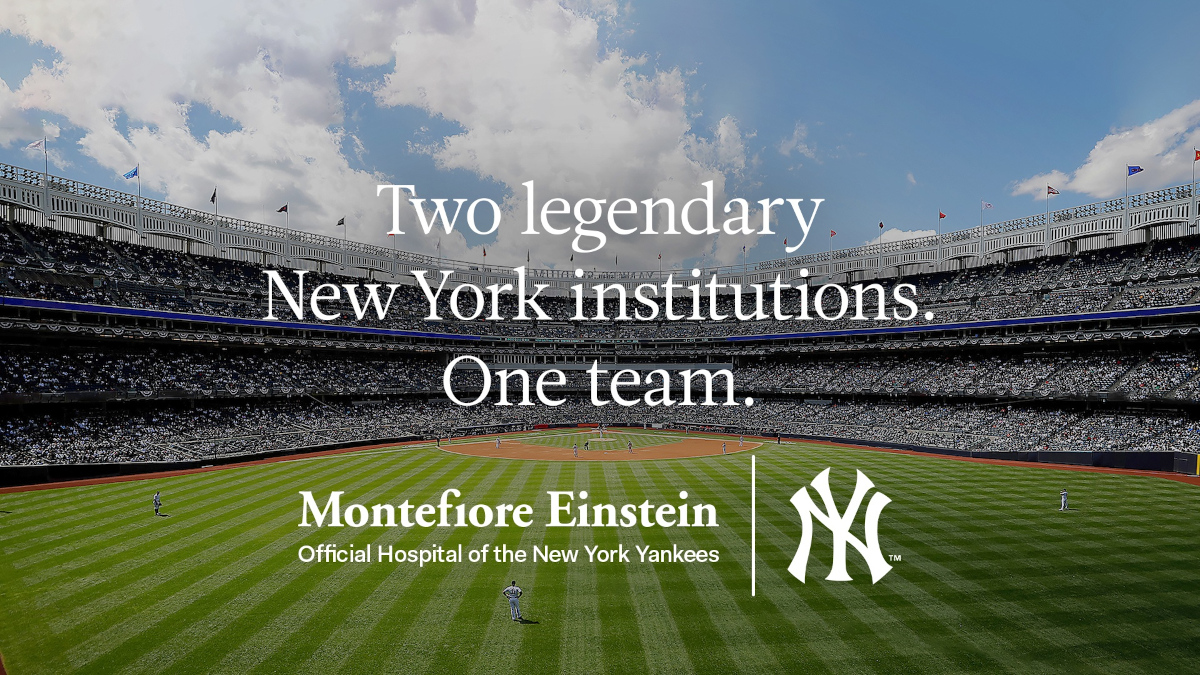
{"left": 751, "top": 450, "right": 1050, "bottom": 671}
{"left": 600, "top": 461, "right": 699, "bottom": 674}
{"left": 462, "top": 462, "right": 560, "bottom": 675}
{"left": 679, "top": 452, "right": 1029, "bottom": 673}
{"left": 675, "top": 454, "right": 850, "bottom": 673}
{"left": 585, "top": 461, "right": 651, "bottom": 674}
{"left": 658, "top": 455, "right": 847, "bottom": 671}
{"left": 198, "top": 455, "right": 517, "bottom": 675}
{"left": 402, "top": 461, "right": 562, "bottom": 675}
{"left": 754, "top": 446, "right": 1199, "bottom": 670}
{"left": 23, "top": 450, "right": 418, "bottom": 606}
{"left": 628, "top": 458, "right": 785, "bottom": 673}
{"left": 43, "top": 450, "right": 442, "bottom": 627}
{"left": 145, "top": 450, "right": 487, "bottom": 675}
{"left": 555, "top": 462, "right": 607, "bottom": 675}
{"left": 66, "top": 451, "right": 474, "bottom": 672}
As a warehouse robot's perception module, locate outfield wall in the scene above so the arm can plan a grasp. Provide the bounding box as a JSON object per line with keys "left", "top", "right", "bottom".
{"left": 0, "top": 435, "right": 420, "bottom": 488}
{"left": 772, "top": 431, "right": 1191, "bottom": 473}
{"left": 1, "top": 429, "right": 1196, "bottom": 489}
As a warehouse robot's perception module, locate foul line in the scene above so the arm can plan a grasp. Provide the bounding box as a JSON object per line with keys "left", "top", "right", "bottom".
{"left": 751, "top": 454, "right": 756, "bottom": 597}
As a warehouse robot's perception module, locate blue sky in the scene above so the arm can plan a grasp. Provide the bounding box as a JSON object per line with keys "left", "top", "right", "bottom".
{"left": 1, "top": 1, "right": 1198, "bottom": 266}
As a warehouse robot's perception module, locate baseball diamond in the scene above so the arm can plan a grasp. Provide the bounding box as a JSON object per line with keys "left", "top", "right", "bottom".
{"left": 0, "top": 431, "right": 1198, "bottom": 673}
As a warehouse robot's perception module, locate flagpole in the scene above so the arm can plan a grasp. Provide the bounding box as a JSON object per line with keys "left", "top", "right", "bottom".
{"left": 1045, "top": 188, "right": 1049, "bottom": 239}
{"left": 42, "top": 137, "right": 50, "bottom": 223}
{"left": 1125, "top": 169, "right": 1130, "bottom": 243}
{"left": 136, "top": 165, "right": 143, "bottom": 239}
{"left": 1193, "top": 148, "right": 1197, "bottom": 228}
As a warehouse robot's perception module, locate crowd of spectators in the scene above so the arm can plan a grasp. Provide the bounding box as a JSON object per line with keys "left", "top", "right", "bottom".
{"left": 4, "top": 397, "right": 1200, "bottom": 466}
{"left": 3, "top": 219, "right": 1200, "bottom": 339}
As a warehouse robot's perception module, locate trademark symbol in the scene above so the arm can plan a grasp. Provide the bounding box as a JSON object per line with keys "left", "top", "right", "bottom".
{"left": 888, "top": 554, "right": 902, "bottom": 562}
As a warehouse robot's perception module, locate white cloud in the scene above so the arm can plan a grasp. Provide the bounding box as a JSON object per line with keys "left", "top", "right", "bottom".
{"left": 371, "top": 0, "right": 752, "bottom": 266}
{"left": 777, "top": 121, "right": 815, "bottom": 160}
{"left": 905, "top": 171, "right": 916, "bottom": 186}
{"left": 0, "top": 0, "right": 751, "bottom": 267}
{"left": 0, "top": 78, "right": 41, "bottom": 146}
{"left": 866, "top": 227, "right": 936, "bottom": 246}
{"left": 1012, "top": 99, "right": 1200, "bottom": 200}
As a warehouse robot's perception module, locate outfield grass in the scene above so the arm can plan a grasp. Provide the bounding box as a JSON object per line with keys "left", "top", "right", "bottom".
{"left": 1, "top": 430, "right": 1198, "bottom": 674}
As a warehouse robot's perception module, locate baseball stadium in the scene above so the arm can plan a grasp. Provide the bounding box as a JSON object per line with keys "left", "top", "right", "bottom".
{"left": 1, "top": 160, "right": 1199, "bottom": 673}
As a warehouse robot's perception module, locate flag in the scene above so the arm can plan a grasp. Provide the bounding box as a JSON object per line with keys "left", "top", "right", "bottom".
{"left": 878, "top": 221, "right": 884, "bottom": 229}
{"left": 527, "top": 250, "right": 530, "bottom": 263}
{"left": 981, "top": 201, "right": 993, "bottom": 209}
{"left": 939, "top": 212, "right": 946, "bottom": 219}
{"left": 570, "top": 254, "right": 573, "bottom": 262}
{"left": 1047, "top": 186, "right": 1059, "bottom": 195}
{"left": 276, "top": 204, "right": 288, "bottom": 213}
{"left": 658, "top": 253, "right": 661, "bottom": 260}
{"left": 337, "top": 217, "right": 345, "bottom": 227}
{"left": 1195, "top": 149, "right": 1199, "bottom": 162}
{"left": 783, "top": 238, "right": 787, "bottom": 247}
{"left": 615, "top": 254, "right": 618, "bottom": 265}
{"left": 25, "top": 139, "right": 44, "bottom": 151}
{"left": 1127, "top": 165, "right": 1143, "bottom": 176}
{"left": 123, "top": 166, "right": 138, "bottom": 180}
{"left": 483, "top": 247, "right": 487, "bottom": 257}
{"left": 830, "top": 230, "right": 836, "bottom": 237}
{"left": 210, "top": 187, "right": 217, "bottom": 204}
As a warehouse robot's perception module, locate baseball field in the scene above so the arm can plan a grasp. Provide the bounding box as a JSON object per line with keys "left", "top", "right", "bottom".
{"left": 0, "top": 428, "right": 1198, "bottom": 674}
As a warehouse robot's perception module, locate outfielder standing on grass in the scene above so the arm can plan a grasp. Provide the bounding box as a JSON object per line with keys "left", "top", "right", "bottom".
{"left": 1060, "top": 488, "right": 1069, "bottom": 511}
{"left": 502, "top": 580, "right": 523, "bottom": 621}
{"left": 153, "top": 490, "right": 162, "bottom": 516}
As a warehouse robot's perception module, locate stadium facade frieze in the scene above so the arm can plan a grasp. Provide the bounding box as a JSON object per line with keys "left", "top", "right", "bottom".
{"left": 0, "top": 160, "right": 1196, "bottom": 286}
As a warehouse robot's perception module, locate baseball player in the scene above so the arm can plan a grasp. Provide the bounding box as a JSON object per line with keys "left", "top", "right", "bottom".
{"left": 739, "top": 435, "right": 744, "bottom": 447}
{"left": 585, "top": 440, "right": 590, "bottom": 452}
{"left": 496, "top": 438, "right": 501, "bottom": 449}
{"left": 1059, "top": 489, "right": 1068, "bottom": 511}
{"left": 502, "top": 581, "right": 523, "bottom": 621}
{"left": 722, "top": 442, "right": 726, "bottom": 455}
{"left": 627, "top": 440, "right": 633, "bottom": 454}
{"left": 153, "top": 490, "right": 162, "bottom": 516}
{"left": 573, "top": 443, "right": 578, "bottom": 458}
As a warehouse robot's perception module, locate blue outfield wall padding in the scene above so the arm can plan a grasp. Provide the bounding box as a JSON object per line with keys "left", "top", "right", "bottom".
{"left": 0, "top": 296, "right": 482, "bottom": 341}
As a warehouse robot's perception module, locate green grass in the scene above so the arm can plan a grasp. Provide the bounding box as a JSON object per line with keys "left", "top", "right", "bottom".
{"left": 1, "top": 430, "right": 1198, "bottom": 674}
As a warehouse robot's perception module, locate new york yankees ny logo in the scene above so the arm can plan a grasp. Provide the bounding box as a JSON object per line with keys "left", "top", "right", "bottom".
{"left": 788, "top": 468, "right": 892, "bottom": 583}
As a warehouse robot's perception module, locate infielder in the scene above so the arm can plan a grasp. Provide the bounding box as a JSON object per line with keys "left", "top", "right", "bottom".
{"left": 496, "top": 438, "right": 501, "bottom": 449}
{"left": 502, "top": 581, "right": 523, "bottom": 621}
{"left": 1059, "top": 489, "right": 1068, "bottom": 511}
{"left": 627, "top": 440, "right": 633, "bottom": 454}
{"left": 573, "top": 443, "right": 578, "bottom": 458}
{"left": 153, "top": 490, "right": 162, "bottom": 516}
{"left": 739, "top": 435, "right": 744, "bottom": 447}
{"left": 722, "top": 442, "right": 726, "bottom": 455}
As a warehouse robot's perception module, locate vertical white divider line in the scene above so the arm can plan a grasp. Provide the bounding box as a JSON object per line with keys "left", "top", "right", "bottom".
{"left": 751, "top": 454, "right": 756, "bottom": 597}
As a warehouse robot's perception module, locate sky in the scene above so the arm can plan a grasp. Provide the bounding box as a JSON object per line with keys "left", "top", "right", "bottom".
{"left": 1, "top": 1, "right": 1199, "bottom": 270}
